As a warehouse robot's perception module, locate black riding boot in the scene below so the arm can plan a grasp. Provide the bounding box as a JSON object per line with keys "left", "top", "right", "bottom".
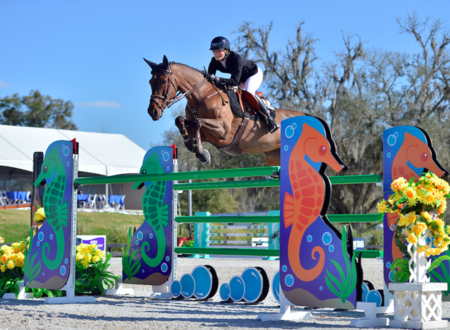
{"left": 256, "top": 96, "right": 279, "bottom": 133}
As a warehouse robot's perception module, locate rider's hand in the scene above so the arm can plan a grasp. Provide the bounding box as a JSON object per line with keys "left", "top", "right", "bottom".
{"left": 205, "top": 73, "right": 216, "bottom": 83}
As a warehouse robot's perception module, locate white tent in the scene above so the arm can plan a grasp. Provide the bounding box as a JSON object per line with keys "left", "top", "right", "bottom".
{"left": 0, "top": 124, "right": 146, "bottom": 176}
{"left": 0, "top": 125, "right": 147, "bottom": 210}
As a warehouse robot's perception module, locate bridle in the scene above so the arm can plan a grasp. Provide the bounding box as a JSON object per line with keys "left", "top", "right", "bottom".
{"left": 150, "top": 65, "right": 207, "bottom": 114}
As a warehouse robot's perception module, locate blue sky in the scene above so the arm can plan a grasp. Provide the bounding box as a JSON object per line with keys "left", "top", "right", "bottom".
{"left": 1, "top": 0, "right": 449, "bottom": 150}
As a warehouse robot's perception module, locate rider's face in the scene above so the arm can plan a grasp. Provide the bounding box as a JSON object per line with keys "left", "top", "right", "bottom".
{"left": 213, "top": 49, "right": 227, "bottom": 62}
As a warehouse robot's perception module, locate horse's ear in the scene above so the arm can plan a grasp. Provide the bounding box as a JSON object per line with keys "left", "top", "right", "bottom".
{"left": 143, "top": 58, "right": 159, "bottom": 71}
{"left": 162, "top": 55, "right": 169, "bottom": 70}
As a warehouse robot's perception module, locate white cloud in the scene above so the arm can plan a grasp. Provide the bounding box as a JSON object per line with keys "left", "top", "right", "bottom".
{"left": 76, "top": 101, "right": 123, "bottom": 108}
{"left": 0, "top": 80, "right": 10, "bottom": 87}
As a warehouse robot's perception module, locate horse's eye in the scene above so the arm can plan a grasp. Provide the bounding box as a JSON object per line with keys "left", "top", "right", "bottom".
{"left": 160, "top": 80, "right": 166, "bottom": 85}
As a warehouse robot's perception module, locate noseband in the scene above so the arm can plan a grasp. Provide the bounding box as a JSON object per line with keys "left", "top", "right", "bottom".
{"left": 150, "top": 65, "right": 207, "bottom": 114}
{"left": 150, "top": 65, "right": 176, "bottom": 113}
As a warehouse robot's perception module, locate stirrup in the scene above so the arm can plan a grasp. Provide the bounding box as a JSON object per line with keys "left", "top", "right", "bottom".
{"left": 267, "top": 119, "right": 279, "bottom": 134}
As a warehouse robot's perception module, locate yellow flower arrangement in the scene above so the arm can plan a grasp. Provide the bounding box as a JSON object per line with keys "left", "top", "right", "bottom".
{"left": 0, "top": 237, "right": 28, "bottom": 271}
{"left": 75, "top": 243, "right": 105, "bottom": 269}
{"left": 377, "top": 172, "right": 450, "bottom": 259}
{"left": 406, "top": 233, "right": 418, "bottom": 245}
{"left": 33, "top": 207, "right": 46, "bottom": 224}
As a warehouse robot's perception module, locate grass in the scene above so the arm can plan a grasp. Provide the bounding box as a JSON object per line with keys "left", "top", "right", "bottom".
{"left": 0, "top": 209, "right": 145, "bottom": 244}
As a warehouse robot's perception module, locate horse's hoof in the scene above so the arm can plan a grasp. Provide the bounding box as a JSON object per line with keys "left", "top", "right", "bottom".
{"left": 196, "top": 149, "right": 211, "bottom": 166}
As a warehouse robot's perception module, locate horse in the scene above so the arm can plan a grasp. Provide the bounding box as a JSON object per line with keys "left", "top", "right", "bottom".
{"left": 144, "top": 55, "right": 305, "bottom": 166}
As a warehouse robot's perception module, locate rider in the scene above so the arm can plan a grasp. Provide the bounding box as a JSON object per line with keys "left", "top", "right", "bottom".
{"left": 205, "top": 36, "right": 279, "bottom": 133}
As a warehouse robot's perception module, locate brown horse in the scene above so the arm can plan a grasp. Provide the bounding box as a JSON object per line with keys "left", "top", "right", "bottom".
{"left": 145, "top": 55, "right": 304, "bottom": 166}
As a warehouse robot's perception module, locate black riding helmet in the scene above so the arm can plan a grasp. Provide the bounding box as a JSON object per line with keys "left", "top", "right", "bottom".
{"left": 210, "top": 36, "right": 230, "bottom": 50}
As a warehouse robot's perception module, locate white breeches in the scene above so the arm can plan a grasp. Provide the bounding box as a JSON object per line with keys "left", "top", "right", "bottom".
{"left": 238, "top": 66, "right": 263, "bottom": 96}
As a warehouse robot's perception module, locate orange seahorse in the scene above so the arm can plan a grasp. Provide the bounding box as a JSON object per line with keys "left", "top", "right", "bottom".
{"left": 284, "top": 123, "right": 346, "bottom": 282}
{"left": 388, "top": 132, "right": 446, "bottom": 261}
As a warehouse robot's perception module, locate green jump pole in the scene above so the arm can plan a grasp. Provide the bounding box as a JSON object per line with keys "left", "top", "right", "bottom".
{"left": 329, "top": 174, "right": 382, "bottom": 185}
{"left": 172, "top": 174, "right": 382, "bottom": 191}
{"left": 354, "top": 250, "right": 383, "bottom": 258}
{"left": 175, "top": 247, "right": 382, "bottom": 258}
{"left": 328, "top": 214, "right": 382, "bottom": 223}
{"left": 74, "top": 166, "right": 280, "bottom": 186}
{"left": 175, "top": 214, "right": 381, "bottom": 224}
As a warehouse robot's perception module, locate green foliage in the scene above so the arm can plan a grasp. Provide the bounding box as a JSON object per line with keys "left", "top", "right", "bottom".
{"left": 391, "top": 253, "right": 450, "bottom": 287}
{"left": 75, "top": 252, "right": 119, "bottom": 295}
{"left": 0, "top": 274, "right": 22, "bottom": 298}
{"left": 28, "top": 287, "right": 63, "bottom": 298}
{"left": 428, "top": 252, "right": 450, "bottom": 296}
{"left": 122, "top": 227, "right": 140, "bottom": 280}
{"left": 182, "top": 239, "right": 194, "bottom": 247}
{"left": 390, "top": 258, "right": 411, "bottom": 283}
{"left": 24, "top": 227, "right": 40, "bottom": 283}
{"left": 428, "top": 255, "right": 450, "bottom": 273}
{"left": 325, "top": 226, "right": 357, "bottom": 303}
{"left": 366, "top": 229, "right": 383, "bottom": 250}
{"left": 0, "top": 90, "right": 76, "bottom": 129}
{"left": 429, "top": 263, "right": 450, "bottom": 296}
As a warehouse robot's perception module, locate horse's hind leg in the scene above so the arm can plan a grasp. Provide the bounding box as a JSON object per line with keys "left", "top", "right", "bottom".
{"left": 191, "top": 119, "right": 211, "bottom": 166}
{"left": 175, "top": 116, "right": 194, "bottom": 152}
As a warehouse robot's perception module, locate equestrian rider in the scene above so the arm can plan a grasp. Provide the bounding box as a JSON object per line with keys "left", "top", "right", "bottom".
{"left": 205, "top": 36, "right": 279, "bottom": 133}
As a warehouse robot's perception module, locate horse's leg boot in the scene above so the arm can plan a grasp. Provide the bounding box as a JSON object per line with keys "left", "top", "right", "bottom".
{"left": 256, "top": 96, "right": 279, "bottom": 133}
{"left": 195, "top": 149, "right": 211, "bottom": 166}
{"left": 190, "top": 119, "right": 212, "bottom": 166}
{"left": 191, "top": 119, "right": 204, "bottom": 154}
{"left": 175, "top": 116, "right": 194, "bottom": 152}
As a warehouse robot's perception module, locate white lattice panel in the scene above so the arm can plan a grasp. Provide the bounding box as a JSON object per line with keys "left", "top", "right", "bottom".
{"left": 389, "top": 283, "right": 448, "bottom": 329}
{"left": 407, "top": 233, "right": 431, "bottom": 284}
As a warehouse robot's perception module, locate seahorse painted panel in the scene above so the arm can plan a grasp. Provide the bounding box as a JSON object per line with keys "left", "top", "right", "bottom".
{"left": 25, "top": 140, "right": 73, "bottom": 290}
{"left": 122, "top": 147, "right": 173, "bottom": 285}
{"left": 280, "top": 116, "right": 361, "bottom": 309}
{"left": 383, "top": 126, "right": 448, "bottom": 290}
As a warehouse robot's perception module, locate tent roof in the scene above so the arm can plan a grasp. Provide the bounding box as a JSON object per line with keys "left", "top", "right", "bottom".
{"left": 0, "top": 125, "right": 146, "bottom": 176}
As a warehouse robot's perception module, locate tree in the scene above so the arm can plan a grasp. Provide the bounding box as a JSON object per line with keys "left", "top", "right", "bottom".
{"left": 0, "top": 90, "right": 77, "bottom": 130}
{"left": 235, "top": 13, "right": 450, "bottom": 225}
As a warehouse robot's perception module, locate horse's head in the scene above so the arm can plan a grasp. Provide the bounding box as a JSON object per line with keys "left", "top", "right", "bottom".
{"left": 144, "top": 55, "right": 177, "bottom": 121}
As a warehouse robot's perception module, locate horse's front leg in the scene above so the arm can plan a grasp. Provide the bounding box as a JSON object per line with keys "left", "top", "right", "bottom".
{"left": 191, "top": 119, "right": 211, "bottom": 166}
{"left": 175, "top": 116, "right": 194, "bottom": 152}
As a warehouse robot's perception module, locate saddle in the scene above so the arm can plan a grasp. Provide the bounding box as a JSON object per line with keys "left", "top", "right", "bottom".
{"left": 219, "top": 89, "right": 276, "bottom": 157}
{"left": 226, "top": 89, "right": 276, "bottom": 121}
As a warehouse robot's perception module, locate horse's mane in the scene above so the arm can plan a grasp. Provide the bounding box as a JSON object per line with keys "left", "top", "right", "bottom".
{"left": 170, "top": 62, "right": 204, "bottom": 76}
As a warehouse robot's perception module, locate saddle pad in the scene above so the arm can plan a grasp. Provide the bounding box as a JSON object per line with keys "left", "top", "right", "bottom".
{"left": 226, "top": 89, "right": 275, "bottom": 122}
